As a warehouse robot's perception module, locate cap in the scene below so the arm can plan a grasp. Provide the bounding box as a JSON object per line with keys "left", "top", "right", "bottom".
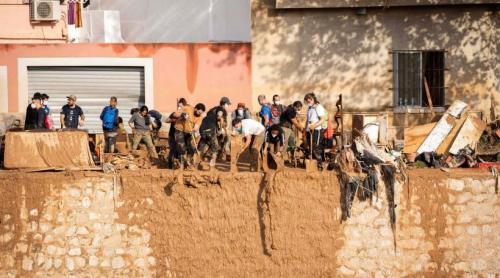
{"left": 67, "top": 95, "right": 77, "bottom": 101}
{"left": 220, "top": 97, "right": 231, "bottom": 105}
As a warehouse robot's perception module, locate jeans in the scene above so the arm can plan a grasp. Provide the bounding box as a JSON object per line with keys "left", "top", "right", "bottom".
{"left": 104, "top": 131, "right": 117, "bottom": 153}
{"left": 306, "top": 129, "right": 323, "bottom": 164}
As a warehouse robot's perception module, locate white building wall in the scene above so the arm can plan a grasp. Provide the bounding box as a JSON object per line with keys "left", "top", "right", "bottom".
{"left": 88, "top": 0, "right": 250, "bottom": 42}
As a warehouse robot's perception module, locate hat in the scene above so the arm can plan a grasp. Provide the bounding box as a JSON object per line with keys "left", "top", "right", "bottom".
{"left": 67, "top": 95, "right": 77, "bottom": 101}
{"left": 220, "top": 97, "right": 231, "bottom": 105}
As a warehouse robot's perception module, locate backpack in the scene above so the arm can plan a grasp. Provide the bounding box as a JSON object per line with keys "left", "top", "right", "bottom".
{"left": 102, "top": 106, "right": 117, "bottom": 130}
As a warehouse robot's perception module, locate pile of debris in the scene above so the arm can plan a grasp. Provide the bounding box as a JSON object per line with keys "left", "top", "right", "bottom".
{"left": 403, "top": 100, "right": 499, "bottom": 169}
{"left": 102, "top": 151, "right": 152, "bottom": 173}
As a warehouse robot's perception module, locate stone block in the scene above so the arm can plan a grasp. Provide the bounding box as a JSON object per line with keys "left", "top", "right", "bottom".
{"left": 471, "top": 259, "right": 487, "bottom": 271}
{"left": 456, "top": 192, "right": 472, "bottom": 204}
{"left": 81, "top": 197, "right": 92, "bottom": 208}
{"left": 65, "top": 257, "right": 75, "bottom": 271}
{"left": 22, "top": 256, "right": 33, "bottom": 271}
{"left": 466, "top": 225, "right": 480, "bottom": 235}
{"left": 112, "top": 256, "right": 126, "bottom": 269}
{"left": 76, "top": 227, "right": 89, "bottom": 235}
{"left": 379, "top": 227, "right": 393, "bottom": 237}
{"left": 470, "top": 180, "right": 485, "bottom": 194}
{"left": 448, "top": 179, "right": 465, "bottom": 191}
{"left": 134, "top": 258, "right": 146, "bottom": 268}
{"left": 53, "top": 258, "right": 62, "bottom": 269}
{"left": 147, "top": 256, "right": 156, "bottom": 266}
{"left": 338, "top": 265, "right": 355, "bottom": 275}
{"left": 68, "top": 247, "right": 81, "bottom": 256}
{"left": 68, "top": 187, "right": 82, "bottom": 198}
{"left": 74, "top": 257, "right": 86, "bottom": 268}
{"left": 89, "top": 256, "right": 99, "bottom": 267}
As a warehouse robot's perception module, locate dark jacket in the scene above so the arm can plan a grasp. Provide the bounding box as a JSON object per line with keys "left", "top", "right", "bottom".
{"left": 24, "top": 104, "right": 46, "bottom": 130}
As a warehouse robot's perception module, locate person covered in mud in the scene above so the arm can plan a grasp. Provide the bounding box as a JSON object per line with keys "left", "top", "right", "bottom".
{"left": 304, "top": 92, "right": 326, "bottom": 169}
{"left": 129, "top": 105, "right": 159, "bottom": 160}
{"left": 264, "top": 124, "right": 285, "bottom": 156}
{"left": 170, "top": 98, "right": 197, "bottom": 169}
{"left": 279, "top": 100, "right": 304, "bottom": 161}
{"left": 192, "top": 103, "right": 206, "bottom": 142}
{"left": 100, "top": 97, "right": 119, "bottom": 153}
{"left": 197, "top": 99, "right": 229, "bottom": 168}
{"left": 24, "top": 92, "right": 46, "bottom": 130}
{"left": 217, "top": 97, "right": 232, "bottom": 160}
{"left": 231, "top": 103, "right": 252, "bottom": 121}
{"left": 60, "top": 95, "right": 85, "bottom": 129}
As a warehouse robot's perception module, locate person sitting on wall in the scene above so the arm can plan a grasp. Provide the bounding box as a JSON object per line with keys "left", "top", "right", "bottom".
{"left": 231, "top": 103, "right": 252, "bottom": 121}
{"left": 232, "top": 118, "right": 265, "bottom": 171}
{"left": 60, "top": 95, "right": 85, "bottom": 129}
{"left": 24, "top": 92, "right": 46, "bottom": 130}
{"left": 100, "top": 96, "right": 119, "bottom": 154}
{"left": 129, "top": 105, "right": 158, "bottom": 160}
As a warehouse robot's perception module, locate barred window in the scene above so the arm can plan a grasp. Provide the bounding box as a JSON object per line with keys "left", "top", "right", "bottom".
{"left": 393, "top": 50, "right": 445, "bottom": 107}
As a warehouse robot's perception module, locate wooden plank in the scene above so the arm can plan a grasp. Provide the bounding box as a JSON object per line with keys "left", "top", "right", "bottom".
{"left": 403, "top": 122, "right": 436, "bottom": 153}
{"left": 448, "top": 115, "right": 487, "bottom": 154}
{"left": 417, "top": 100, "right": 468, "bottom": 154}
{"left": 424, "top": 77, "right": 435, "bottom": 118}
{"left": 435, "top": 108, "right": 470, "bottom": 154}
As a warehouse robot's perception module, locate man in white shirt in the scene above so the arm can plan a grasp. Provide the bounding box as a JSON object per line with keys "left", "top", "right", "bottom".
{"left": 304, "top": 93, "right": 326, "bottom": 169}
{"left": 232, "top": 118, "right": 265, "bottom": 171}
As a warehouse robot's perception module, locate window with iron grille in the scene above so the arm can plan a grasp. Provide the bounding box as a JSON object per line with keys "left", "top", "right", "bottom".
{"left": 393, "top": 50, "right": 445, "bottom": 107}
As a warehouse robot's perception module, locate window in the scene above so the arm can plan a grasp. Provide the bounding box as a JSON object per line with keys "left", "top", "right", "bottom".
{"left": 393, "top": 50, "right": 445, "bottom": 107}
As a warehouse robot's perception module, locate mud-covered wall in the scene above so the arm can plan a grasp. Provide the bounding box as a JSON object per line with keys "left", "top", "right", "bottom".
{"left": 0, "top": 169, "right": 498, "bottom": 277}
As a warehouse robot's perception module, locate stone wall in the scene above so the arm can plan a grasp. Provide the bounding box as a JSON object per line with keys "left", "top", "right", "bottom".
{"left": 0, "top": 169, "right": 498, "bottom": 277}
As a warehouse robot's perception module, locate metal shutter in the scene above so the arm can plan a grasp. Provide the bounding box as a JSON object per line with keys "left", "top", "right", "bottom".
{"left": 28, "top": 66, "right": 145, "bottom": 134}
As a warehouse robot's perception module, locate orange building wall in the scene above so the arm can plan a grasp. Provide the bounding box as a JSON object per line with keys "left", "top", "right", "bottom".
{"left": 0, "top": 43, "right": 252, "bottom": 112}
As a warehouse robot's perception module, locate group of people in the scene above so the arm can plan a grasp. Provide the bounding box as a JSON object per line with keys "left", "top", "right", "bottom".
{"left": 25, "top": 93, "right": 84, "bottom": 131}
{"left": 24, "top": 91, "right": 330, "bottom": 170}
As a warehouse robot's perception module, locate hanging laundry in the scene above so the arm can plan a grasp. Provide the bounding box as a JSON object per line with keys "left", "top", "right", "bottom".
{"left": 83, "top": 0, "right": 90, "bottom": 8}
{"left": 75, "top": 1, "right": 83, "bottom": 28}
{"left": 67, "top": 0, "right": 75, "bottom": 25}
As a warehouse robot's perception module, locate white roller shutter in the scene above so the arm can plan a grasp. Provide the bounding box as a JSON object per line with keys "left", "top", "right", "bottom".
{"left": 28, "top": 66, "right": 145, "bottom": 134}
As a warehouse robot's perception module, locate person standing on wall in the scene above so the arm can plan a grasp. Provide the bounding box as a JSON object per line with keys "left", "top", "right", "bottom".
{"left": 279, "top": 101, "right": 304, "bottom": 161}
{"left": 41, "top": 93, "right": 53, "bottom": 130}
{"left": 60, "top": 95, "right": 85, "bottom": 129}
{"left": 231, "top": 103, "right": 252, "bottom": 121}
{"left": 198, "top": 98, "right": 230, "bottom": 168}
{"left": 258, "top": 94, "right": 272, "bottom": 128}
{"left": 271, "top": 94, "right": 285, "bottom": 125}
{"left": 129, "top": 106, "right": 158, "bottom": 160}
{"left": 218, "top": 97, "right": 232, "bottom": 161}
{"left": 304, "top": 92, "right": 326, "bottom": 169}
{"left": 24, "top": 92, "right": 46, "bottom": 130}
{"left": 171, "top": 98, "right": 196, "bottom": 169}
{"left": 100, "top": 97, "right": 119, "bottom": 153}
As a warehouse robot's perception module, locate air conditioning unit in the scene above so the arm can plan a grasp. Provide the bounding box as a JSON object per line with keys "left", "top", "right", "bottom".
{"left": 30, "top": 0, "right": 61, "bottom": 22}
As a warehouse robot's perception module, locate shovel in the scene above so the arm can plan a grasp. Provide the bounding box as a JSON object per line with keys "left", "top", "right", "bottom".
{"left": 305, "top": 131, "right": 318, "bottom": 172}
